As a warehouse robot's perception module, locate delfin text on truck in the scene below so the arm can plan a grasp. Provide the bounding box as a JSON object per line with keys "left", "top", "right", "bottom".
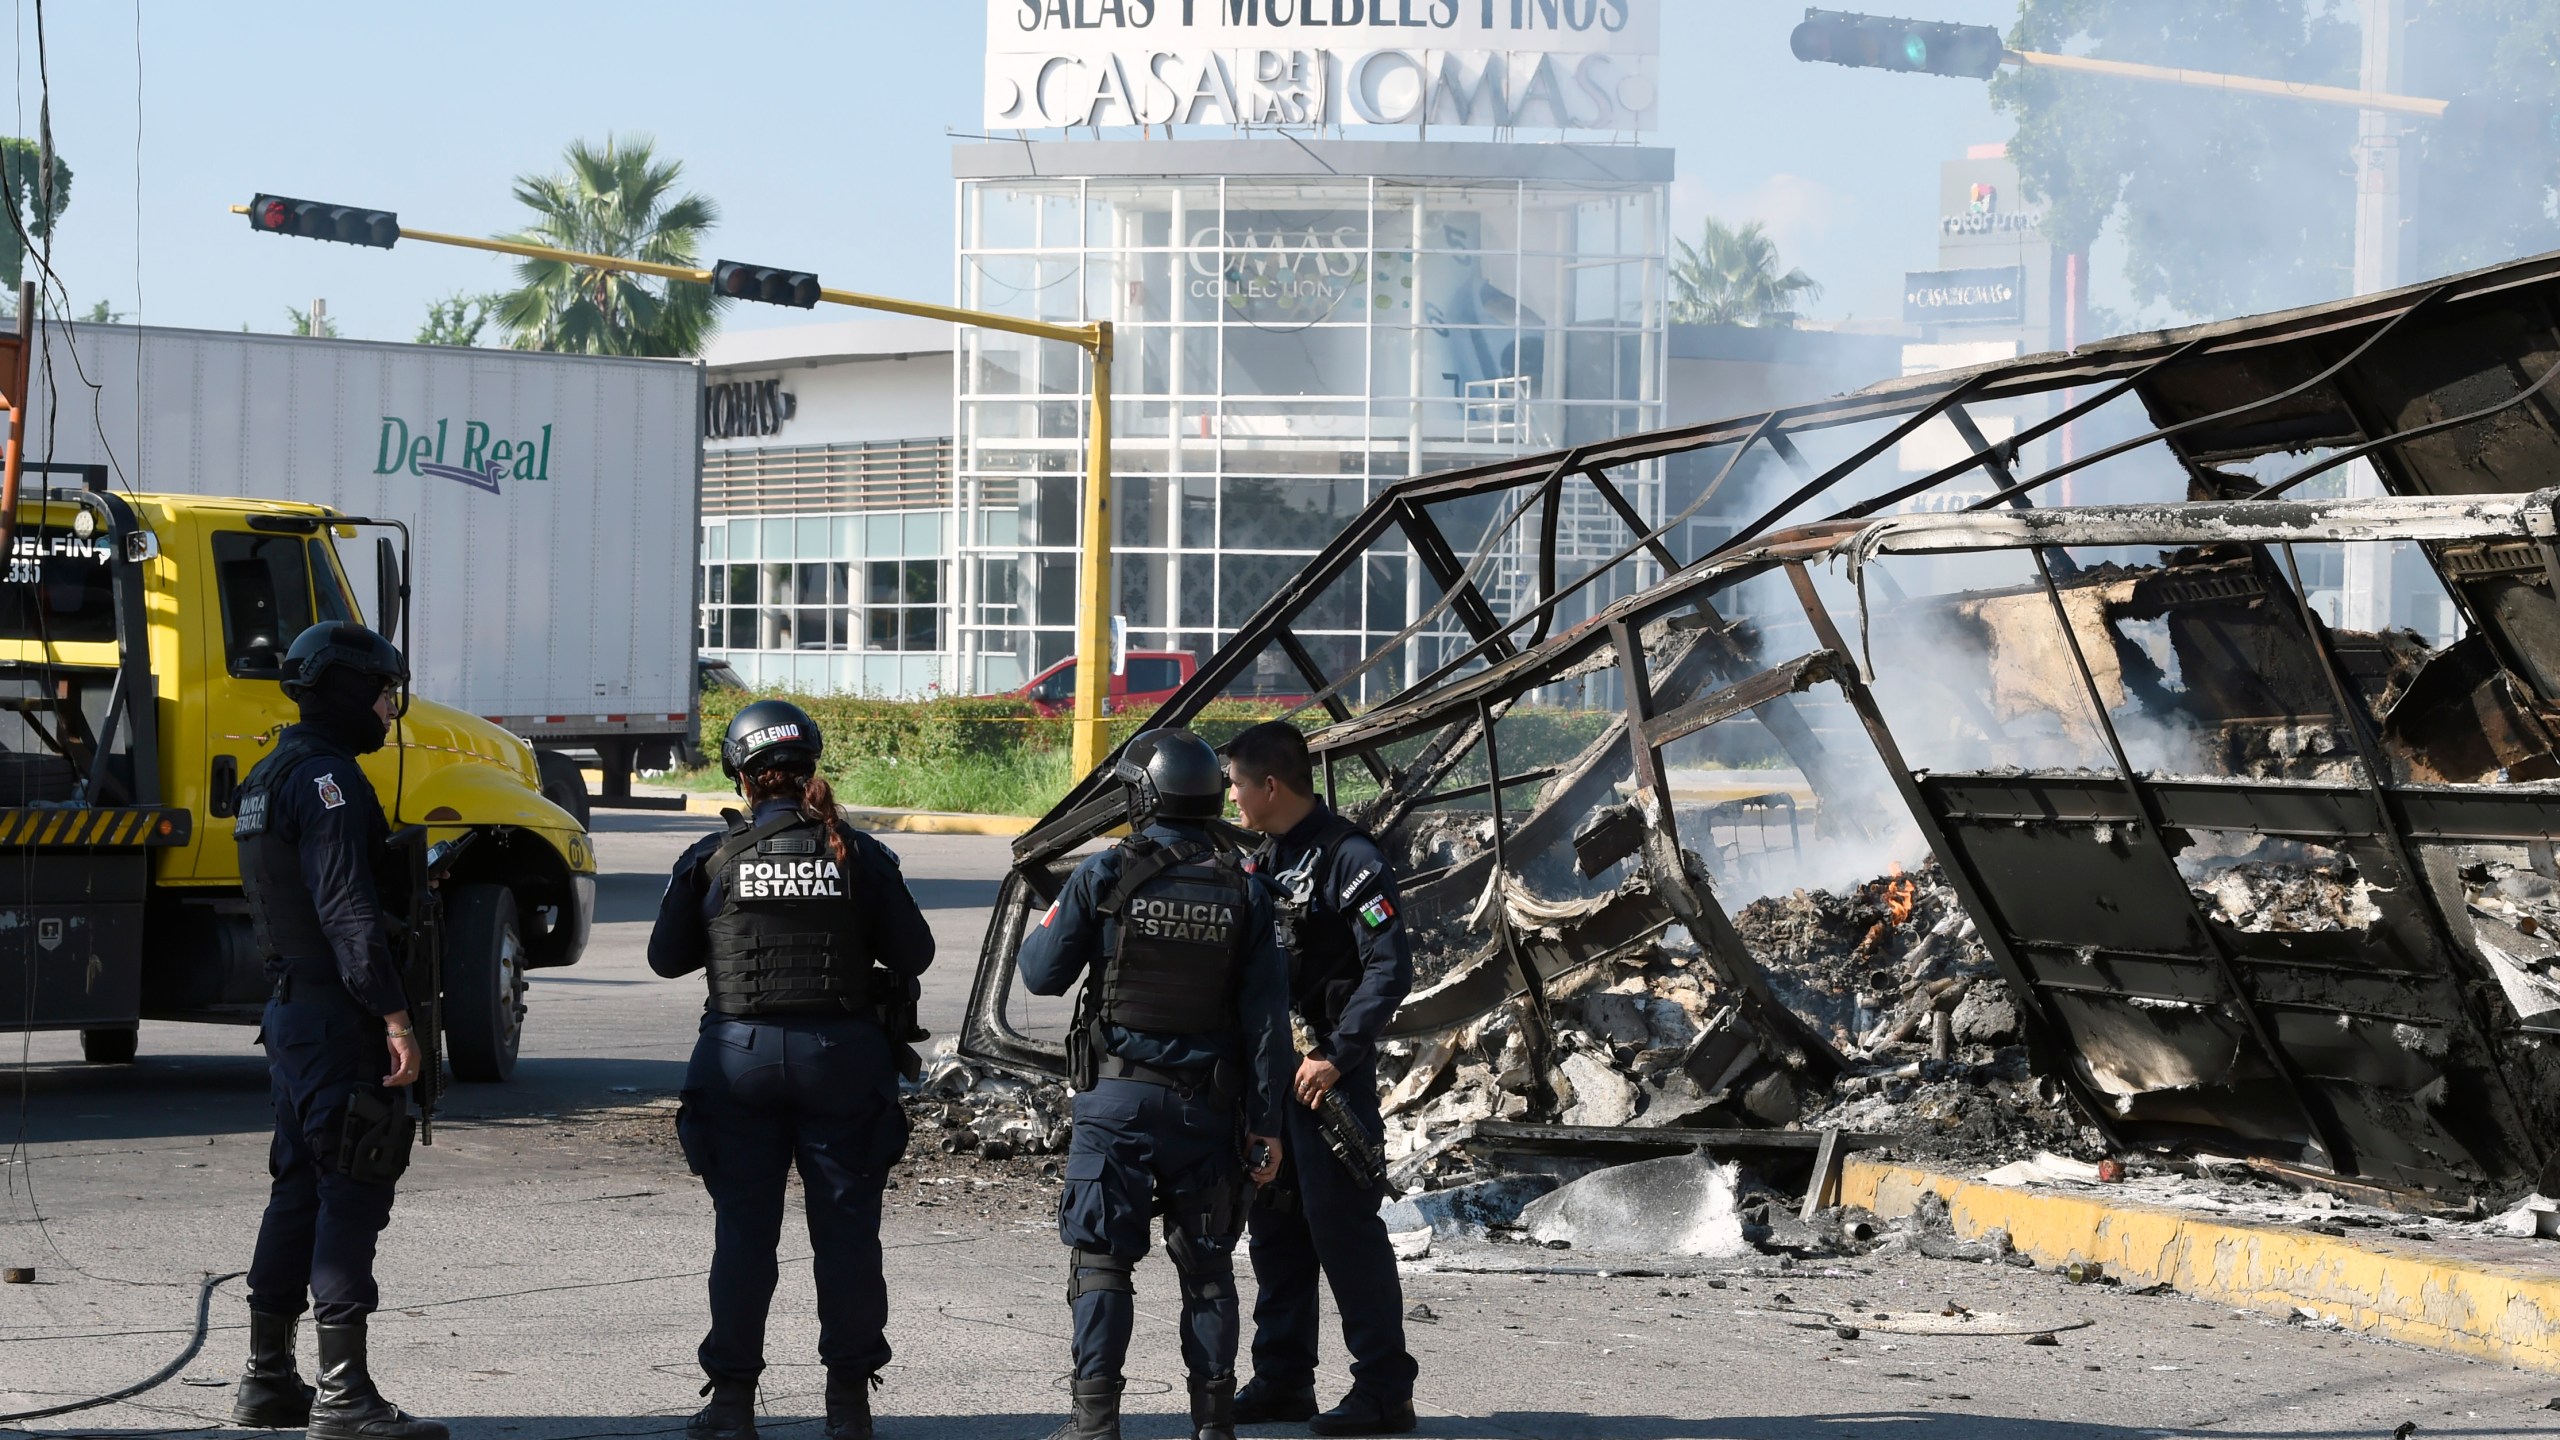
{"left": 0, "top": 470, "right": 595, "bottom": 1079}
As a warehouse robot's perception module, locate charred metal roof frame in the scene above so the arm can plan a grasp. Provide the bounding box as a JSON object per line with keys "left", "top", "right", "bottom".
{"left": 964, "top": 243, "right": 2560, "bottom": 1200}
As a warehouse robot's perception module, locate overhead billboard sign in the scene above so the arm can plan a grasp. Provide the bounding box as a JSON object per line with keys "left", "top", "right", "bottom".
{"left": 1903, "top": 266, "right": 2025, "bottom": 326}
{"left": 986, "top": 0, "right": 1661, "bottom": 132}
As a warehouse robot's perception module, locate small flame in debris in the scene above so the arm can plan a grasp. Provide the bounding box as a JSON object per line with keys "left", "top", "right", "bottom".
{"left": 1884, "top": 863, "right": 1917, "bottom": 927}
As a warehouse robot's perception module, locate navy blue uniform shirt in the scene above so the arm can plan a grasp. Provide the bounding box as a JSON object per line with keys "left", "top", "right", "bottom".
{"left": 648, "top": 799, "right": 936, "bottom": 997}
{"left": 1015, "top": 819, "right": 1293, "bottom": 1134}
{"left": 1255, "top": 799, "right": 1413, "bottom": 1077}
{"left": 258, "top": 736, "right": 406, "bottom": 1017}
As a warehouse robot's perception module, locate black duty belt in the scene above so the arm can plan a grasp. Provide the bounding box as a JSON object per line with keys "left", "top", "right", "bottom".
{"left": 1100, "top": 1054, "right": 1221, "bottom": 1095}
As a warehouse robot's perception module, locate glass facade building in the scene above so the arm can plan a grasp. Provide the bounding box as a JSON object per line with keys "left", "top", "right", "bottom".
{"left": 951, "top": 140, "right": 1672, "bottom": 701}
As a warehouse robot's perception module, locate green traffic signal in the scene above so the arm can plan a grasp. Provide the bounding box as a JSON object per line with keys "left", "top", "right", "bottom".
{"left": 1791, "top": 9, "right": 2006, "bottom": 82}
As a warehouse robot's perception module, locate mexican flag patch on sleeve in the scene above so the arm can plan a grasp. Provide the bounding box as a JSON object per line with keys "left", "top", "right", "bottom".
{"left": 1358, "top": 894, "right": 1394, "bottom": 930}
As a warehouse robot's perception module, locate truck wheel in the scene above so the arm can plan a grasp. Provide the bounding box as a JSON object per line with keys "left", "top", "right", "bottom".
{"left": 535, "top": 750, "right": 592, "bottom": 829}
{"left": 79, "top": 1028, "right": 137, "bottom": 1064}
{"left": 446, "top": 885, "right": 526, "bottom": 1083}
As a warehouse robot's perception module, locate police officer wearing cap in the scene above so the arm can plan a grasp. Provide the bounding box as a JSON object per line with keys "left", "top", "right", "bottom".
{"left": 1015, "top": 730, "right": 1292, "bottom": 1440}
{"left": 232, "top": 622, "right": 445, "bottom": 1440}
{"left": 649, "top": 700, "right": 933, "bottom": 1440}
{"left": 1225, "top": 720, "right": 1418, "bottom": 1436}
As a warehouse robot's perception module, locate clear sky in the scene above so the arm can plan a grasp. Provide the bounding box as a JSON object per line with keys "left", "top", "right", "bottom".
{"left": 18, "top": 0, "right": 2029, "bottom": 344}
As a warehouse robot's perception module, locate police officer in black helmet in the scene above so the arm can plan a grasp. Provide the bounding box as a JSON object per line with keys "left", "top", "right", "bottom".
{"left": 232, "top": 622, "right": 445, "bottom": 1440}
{"left": 1015, "top": 729, "right": 1291, "bottom": 1440}
{"left": 649, "top": 699, "right": 933, "bottom": 1440}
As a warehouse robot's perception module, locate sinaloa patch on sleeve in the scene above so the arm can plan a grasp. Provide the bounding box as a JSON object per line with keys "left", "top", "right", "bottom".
{"left": 314, "top": 773, "right": 347, "bottom": 810}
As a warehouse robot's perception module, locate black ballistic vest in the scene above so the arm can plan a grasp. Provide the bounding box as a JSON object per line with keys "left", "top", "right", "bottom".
{"left": 235, "top": 728, "right": 358, "bottom": 966}
{"left": 704, "top": 809, "right": 867, "bottom": 1017}
{"left": 1096, "top": 836, "right": 1251, "bottom": 1036}
{"left": 1267, "top": 812, "right": 1369, "bottom": 1029}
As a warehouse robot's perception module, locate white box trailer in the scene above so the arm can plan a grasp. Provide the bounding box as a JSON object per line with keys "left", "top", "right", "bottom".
{"left": 18, "top": 321, "right": 703, "bottom": 819}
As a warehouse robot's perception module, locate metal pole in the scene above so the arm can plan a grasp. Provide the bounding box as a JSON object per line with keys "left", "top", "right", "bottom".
{"left": 2008, "top": 46, "right": 2443, "bottom": 118}
{"left": 1072, "top": 326, "right": 1116, "bottom": 778}
{"left": 2342, "top": 0, "right": 2405, "bottom": 634}
{"left": 240, "top": 208, "right": 1120, "bottom": 768}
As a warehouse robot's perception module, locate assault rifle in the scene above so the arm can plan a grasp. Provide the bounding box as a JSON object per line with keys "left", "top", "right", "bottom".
{"left": 388, "top": 826, "right": 477, "bottom": 1145}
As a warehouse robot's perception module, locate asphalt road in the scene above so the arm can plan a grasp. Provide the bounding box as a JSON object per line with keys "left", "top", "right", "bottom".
{"left": 4, "top": 811, "right": 2559, "bottom": 1438}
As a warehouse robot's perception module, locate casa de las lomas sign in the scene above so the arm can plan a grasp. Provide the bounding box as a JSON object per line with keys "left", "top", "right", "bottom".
{"left": 987, "top": 0, "right": 1660, "bottom": 132}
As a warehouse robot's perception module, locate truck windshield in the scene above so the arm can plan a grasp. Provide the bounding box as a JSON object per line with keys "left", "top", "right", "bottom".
{"left": 0, "top": 530, "right": 117, "bottom": 644}
{"left": 213, "top": 531, "right": 347, "bottom": 677}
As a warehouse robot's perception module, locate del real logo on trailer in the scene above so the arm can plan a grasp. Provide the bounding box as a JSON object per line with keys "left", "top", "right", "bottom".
{"left": 374, "top": 416, "right": 557, "bottom": 495}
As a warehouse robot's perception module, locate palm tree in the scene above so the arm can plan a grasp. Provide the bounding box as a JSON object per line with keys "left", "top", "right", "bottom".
{"left": 1668, "top": 218, "right": 1822, "bottom": 328}
{"left": 495, "top": 135, "right": 723, "bottom": 357}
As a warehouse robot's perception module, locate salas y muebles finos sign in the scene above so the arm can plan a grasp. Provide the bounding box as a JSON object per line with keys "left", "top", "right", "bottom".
{"left": 988, "top": 0, "right": 1660, "bottom": 132}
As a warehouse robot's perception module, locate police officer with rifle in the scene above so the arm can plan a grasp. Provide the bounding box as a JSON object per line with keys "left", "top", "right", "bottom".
{"left": 231, "top": 623, "right": 446, "bottom": 1440}
{"left": 1225, "top": 721, "right": 1419, "bottom": 1436}
{"left": 1016, "top": 730, "right": 1291, "bottom": 1440}
{"left": 650, "top": 700, "right": 933, "bottom": 1440}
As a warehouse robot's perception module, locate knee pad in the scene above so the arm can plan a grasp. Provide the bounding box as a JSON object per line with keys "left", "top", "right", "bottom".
{"left": 1067, "top": 1248, "right": 1135, "bottom": 1303}
{"left": 1164, "top": 1225, "right": 1235, "bottom": 1306}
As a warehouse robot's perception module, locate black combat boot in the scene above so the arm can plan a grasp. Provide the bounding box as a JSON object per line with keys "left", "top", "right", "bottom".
{"left": 1043, "top": 1375, "right": 1124, "bottom": 1440}
{"left": 1232, "top": 1374, "right": 1319, "bottom": 1423}
{"left": 822, "top": 1370, "right": 876, "bottom": 1440}
{"left": 686, "top": 1378, "right": 759, "bottom": 1440}
{"left": 1188, "top": 1373, "right": 1237, "bottom": 1440}
{"left": 230, "top": 1307, "right": 314, "bottom": 1428}
{"left": 306, "top": 1321, "right": 448, "bottom": 1440}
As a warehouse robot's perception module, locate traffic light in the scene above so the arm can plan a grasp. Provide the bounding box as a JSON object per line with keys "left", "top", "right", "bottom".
{"left": 712, "top": 260, "right": 821, "bottom": 309}
{"left": 245, "top": 193, "right": 399, "bottom": 249}
{"left": 1790, "top": 9, "right": 2007, "bottom": 81}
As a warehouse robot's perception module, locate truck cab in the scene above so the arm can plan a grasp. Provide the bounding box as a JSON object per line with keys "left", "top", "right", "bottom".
{"left": 0, "top": 479, "right": 593, "bottom": 1080}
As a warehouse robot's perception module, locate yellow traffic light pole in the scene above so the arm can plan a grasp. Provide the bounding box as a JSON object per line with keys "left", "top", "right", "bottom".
{"left": 234, "top": 209, "right": 1123, "bottom": 779}
{"left": 2006, "top": 48, "right": 2447, "bottom": 118}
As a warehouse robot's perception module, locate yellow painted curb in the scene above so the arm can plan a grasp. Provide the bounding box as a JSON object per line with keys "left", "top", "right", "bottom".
{"left": 1844, "top": 1158, "right": 2560, "bottom": 1373}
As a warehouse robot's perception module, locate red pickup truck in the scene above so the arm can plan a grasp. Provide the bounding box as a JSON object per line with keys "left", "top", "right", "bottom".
{"left": 1006, "top": 651, "right": 1196, "bottom": 717}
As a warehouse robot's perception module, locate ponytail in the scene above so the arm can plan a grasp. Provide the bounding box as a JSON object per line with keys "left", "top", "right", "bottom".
{"left": 742, "top": 765, "right": 848, "bottom": 863}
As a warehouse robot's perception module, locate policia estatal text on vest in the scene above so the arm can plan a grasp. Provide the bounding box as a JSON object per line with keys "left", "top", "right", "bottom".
{"left": 1228, "top": 720, "right": 1420, "bottom": 1436}
{"left": 649, "top": 700, "right": 935, "bottom": 1440}
{"left": 1016, "top": 729, "right": 1292, "bottom": 1440}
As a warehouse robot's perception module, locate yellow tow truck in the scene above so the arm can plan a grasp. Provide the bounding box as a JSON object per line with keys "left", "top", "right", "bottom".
{"left": 0, "top": 468, "right": 593, "bottom": 1080}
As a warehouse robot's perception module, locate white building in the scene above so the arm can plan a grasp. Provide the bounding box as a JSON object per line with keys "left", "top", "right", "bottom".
{"left": 696, "top": 319, "right": 958, "bottom": 696}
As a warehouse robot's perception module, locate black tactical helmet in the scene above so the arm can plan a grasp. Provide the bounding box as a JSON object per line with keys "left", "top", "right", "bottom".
{"left": 721, "top": 698, "right": 823, "bottom": 780}
{"left": 1114, "top": 729, "right": 1224, "bottom": 825}
{"left": 280, "top": 622, "right": 407, "bottom": 704}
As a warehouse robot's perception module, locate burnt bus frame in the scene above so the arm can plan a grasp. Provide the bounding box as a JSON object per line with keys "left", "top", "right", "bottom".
{"left": 961, "top": 247, "right": 2560, "bottom": 1194}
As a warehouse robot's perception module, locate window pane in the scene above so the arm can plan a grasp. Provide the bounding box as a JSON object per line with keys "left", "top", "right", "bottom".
{"left": 726, "top": 566, "right": 755, "bottom": 604}
{"left": 210, "top": 531, "right": 315, "bottom": 676}
{"left": 904, "top": 560, "right": 938, "bottom": 605}
{"left": 762, "top": 518, "right": 794, "bottom": 560}
{"left": 867, "top": 515, "right": 901, "bottom": 558}
{"left": 905, "top": 511, "right": 942, "bottom": 557}
{"left": 703, "top": 608, "right": 724, "bottom": 649}
{"left": 796, "top": 607, "right": 828, "bottom": 649}
{"left": 867, "top": 609, "right": 900, "bottom": 651}
{"left": 831, "top": 608, "right": 850, "bottom": 649}
{"left": 797, "top": 517, "right": 831, "bottom": 558}
{"left": 729, "top": 523, "right": 758, "bottom": 560}
{"left": 830, "top": 562, "right": 851, "bottom": 605}
{"left": 868, "top": 561, "right": 901, "bottom": 606}
{"left": 796, "top": 565, "right": 829, "bottom": 606}
{"left": 306, "top": 540, "right": 354, "bottom": 625}
{"left": 905, "top": 607, "right": 939, "bottom": 652}
{"left": 703, "top": 523, "right": 726, "bottom": 560}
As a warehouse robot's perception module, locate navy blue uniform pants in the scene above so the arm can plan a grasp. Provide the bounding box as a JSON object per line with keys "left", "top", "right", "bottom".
{"left": 1057, "top": 1077, "right": 1247, "bottom": 1383}
{"left": 246, "top": 979, "right": 398, "bottom": 1326}
{"left": 677, "top": 1013, "right": 909, "bottom": 1386}
{"left": 1246, "top": 1061, "right": 1416, "bottom": 1401}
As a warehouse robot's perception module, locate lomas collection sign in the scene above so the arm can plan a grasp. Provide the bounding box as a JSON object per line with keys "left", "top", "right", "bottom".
{"left": 987, "top": 0, "right": 1660, "bottom": 132}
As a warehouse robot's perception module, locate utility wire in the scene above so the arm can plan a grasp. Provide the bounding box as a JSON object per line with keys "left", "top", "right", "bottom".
{"left": 0, "top": 1269, "right": 240, "bottom": 1424}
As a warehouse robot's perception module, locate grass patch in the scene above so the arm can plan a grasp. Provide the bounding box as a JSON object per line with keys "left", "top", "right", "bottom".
{"left": 663, "top": 746, "right": 1076, "bottom": 816}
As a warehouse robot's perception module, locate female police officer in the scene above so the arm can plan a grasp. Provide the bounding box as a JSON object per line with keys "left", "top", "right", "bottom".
{"left": 649, "top": 700, "right": 934, "bottom": 1440}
